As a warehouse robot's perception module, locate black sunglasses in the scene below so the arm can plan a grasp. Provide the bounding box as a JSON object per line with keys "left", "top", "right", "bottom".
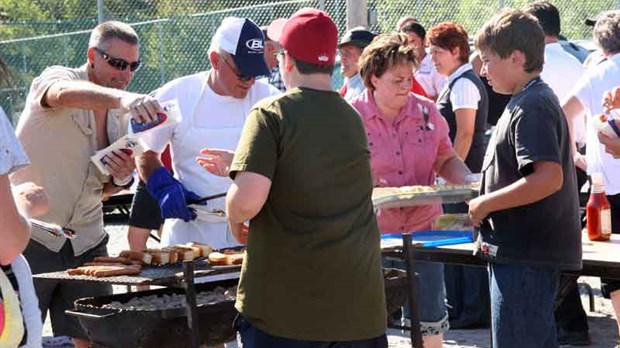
{"left": 94, "top": 47, "right": 142, "bottom": 72}
{"left": 221, "top": 55, "right": 253, "bottom": 82}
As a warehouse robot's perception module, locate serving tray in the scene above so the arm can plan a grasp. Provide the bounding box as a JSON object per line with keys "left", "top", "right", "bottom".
{"left": 372, "top": 184, "right": 478, "bottom": 209}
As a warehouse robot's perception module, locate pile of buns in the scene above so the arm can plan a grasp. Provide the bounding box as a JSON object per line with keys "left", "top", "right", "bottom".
{"left": 206, "top": 249, "right": 244, "bottom": 266}
{"left": 122, "top": 242, "right": 214, "bottom": 266}
{"left": 65, "top": 243, "right": 243, "bottom": 278}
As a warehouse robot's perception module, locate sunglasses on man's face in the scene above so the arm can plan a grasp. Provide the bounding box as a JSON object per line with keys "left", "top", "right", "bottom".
{"left": 221, "top": 56, "right": 253, "bottom": 82}
{"left": 94, "top": 47, "right": 142, "bottom": 72}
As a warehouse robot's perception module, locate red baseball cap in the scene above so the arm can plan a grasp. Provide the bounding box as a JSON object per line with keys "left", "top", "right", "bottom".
{"left": 267, "top": 8, "right": 338, "bottom": 66}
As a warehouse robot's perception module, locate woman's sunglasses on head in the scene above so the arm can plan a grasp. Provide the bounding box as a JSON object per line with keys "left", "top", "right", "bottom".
{"left": 94, "top": 47, "right": 142, "bottom": 72}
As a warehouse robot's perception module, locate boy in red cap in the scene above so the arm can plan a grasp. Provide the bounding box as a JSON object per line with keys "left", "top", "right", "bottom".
{"left": 226, "top": 8, "right": 388, "bottom": 348}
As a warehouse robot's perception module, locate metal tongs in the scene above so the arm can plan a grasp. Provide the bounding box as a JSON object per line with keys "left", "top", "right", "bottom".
{"left": 187, "top": 193, "right": 228, "bottom": 218}
{"left": 186, "top": 192, "right": 227, "bottom": 205}
{"left": 30, "top": 219, "right": 76, "bottom": 239}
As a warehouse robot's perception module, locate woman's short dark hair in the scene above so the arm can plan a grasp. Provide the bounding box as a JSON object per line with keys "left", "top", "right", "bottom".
{"left": 400, "top": 21, "right": 426, "bottom": 41}
{"left": 358, "top": 33, "right": 417, "bottom": 90}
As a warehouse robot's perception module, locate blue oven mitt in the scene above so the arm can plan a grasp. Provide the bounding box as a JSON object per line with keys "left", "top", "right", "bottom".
{"left": 146, "top": 167, "right": 205, "bottom": 222}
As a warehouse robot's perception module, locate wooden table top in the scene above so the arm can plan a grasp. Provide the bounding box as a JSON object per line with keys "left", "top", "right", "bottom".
{"left": 383, "top": 232, "right": 620, "bottom": 278}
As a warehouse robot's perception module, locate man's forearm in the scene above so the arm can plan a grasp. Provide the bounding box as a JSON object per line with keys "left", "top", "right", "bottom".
{"left": 128, "top": 227, "right": 152, "bottom": 252}
{"left": 136, "top": 151, "right": 163, "bottom": 182}
{"left": 45, "top": 80, "right": 124, "bottom": 110}
{"left": 562, "top": 96, "right": 584, "bottom": 155}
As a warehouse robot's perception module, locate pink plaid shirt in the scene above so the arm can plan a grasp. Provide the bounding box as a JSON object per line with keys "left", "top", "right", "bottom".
{"left": 351, "top": 90, "right": 455, "bottom": 234}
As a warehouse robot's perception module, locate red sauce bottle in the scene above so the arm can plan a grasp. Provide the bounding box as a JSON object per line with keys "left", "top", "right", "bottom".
{"left": 586, "top": 173, "right": 611, "bottom": 241}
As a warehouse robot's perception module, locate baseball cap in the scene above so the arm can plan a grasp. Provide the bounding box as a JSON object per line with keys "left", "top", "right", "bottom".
{"left": 210, "top": 17, "right": 270, "bottom": 78}
{"left": 267, "top": 8, "right": 338, "bottom": 66}
{"left": 338, "top": 27, "right": 376, "bottom": 49}
{"left": 584, "top": 11, "right": 605, "bottom": 26}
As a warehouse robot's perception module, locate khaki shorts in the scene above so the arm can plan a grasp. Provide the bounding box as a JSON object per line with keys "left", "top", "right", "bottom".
{"left": 23, "top": 235, "right": 112, "bottom": 339}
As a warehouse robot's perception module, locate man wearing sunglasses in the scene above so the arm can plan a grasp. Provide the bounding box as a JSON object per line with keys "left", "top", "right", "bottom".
{"left": 137, "top": 17, "right": 279, "bottom": 252}
{"left": 10, "top": 21, "right": 161, "bottom": 348}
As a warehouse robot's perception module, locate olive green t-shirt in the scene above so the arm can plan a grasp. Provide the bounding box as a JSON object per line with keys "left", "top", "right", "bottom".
{"left": 230, "top": 87, "right": 386, "bottom": 341}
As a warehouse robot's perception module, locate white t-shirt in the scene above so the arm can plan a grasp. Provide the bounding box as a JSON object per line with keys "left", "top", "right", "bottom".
{"left": 414, "top": 53, "right": 447, "bottom": 99}
{"left": 570, "top": 53, "right": 620, "bottom": 195}
{"left": 1, "top": 108, "right": 42, "bottom": 348}
{"left": 541, "top": 43, "right": 587, "bottom": 144}
{"left": 444, "top": 63, "right": 481, "bottom": 111}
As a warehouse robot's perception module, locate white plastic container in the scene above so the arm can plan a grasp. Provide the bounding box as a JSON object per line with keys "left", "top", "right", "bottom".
{"left": 129, "top": 99, "right": 181, "bottom": 134}
{"left": 91, "top": 135, "right": 147, "bottom": 175}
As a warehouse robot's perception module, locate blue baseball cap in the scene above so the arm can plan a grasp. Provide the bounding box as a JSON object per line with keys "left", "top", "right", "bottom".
{"left": 210, "top": 17, "right": 270, "bottom": 78}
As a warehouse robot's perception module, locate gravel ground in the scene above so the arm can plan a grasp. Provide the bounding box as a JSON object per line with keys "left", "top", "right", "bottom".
{"left": 42, "top": 215, "right": 619, "bottom": 348}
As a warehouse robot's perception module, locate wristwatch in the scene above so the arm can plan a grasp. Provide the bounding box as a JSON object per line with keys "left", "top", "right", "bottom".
{"left": 112, "top": 175, "right": 135, "bottom": 189}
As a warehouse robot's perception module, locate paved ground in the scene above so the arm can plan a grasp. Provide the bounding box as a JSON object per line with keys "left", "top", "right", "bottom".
{"left": 42, "top": 215, "right": 619, "bottom": 347}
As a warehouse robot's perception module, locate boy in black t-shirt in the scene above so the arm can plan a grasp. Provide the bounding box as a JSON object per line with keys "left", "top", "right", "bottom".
{"left": 469, "top": 9, "right": 581, "bottom": 348}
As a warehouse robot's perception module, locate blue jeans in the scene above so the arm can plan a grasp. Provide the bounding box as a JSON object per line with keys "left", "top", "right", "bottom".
{"left": 234, "top": 315, "right": 388, "bottom": 348}
{"left": 489, "top": 263, "right": 560, "bottom": 348}
{"left": 444, "top": 264, "right": 490, "bottom": 328}
{"left": 382, "top": 256, "right": 449, "bottom": 336}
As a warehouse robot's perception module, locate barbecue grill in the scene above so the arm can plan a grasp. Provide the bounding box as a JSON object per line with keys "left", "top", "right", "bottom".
{"left": 66, "top": 279, "right": 238, "bottom": 348}
{"left": 59, "top": 267, "right": 407, "bottom": 348}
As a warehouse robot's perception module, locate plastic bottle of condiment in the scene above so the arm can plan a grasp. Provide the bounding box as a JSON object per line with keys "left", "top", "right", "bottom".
{"left": 586, "top": 172, "right": 611, "bottom": 241}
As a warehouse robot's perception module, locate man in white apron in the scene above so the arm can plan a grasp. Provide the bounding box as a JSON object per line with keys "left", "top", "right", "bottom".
{"left": 137, "top": 17, "right": 280, "bottom": 250}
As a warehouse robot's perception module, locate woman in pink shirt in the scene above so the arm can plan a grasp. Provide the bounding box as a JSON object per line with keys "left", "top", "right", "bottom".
{"left": 351, "top": 33, "right": 471, "bottom": 348}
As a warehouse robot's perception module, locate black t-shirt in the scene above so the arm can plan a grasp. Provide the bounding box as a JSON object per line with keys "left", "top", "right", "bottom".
{"left": 477, "top": 79, "right": 582, "bottom": 271}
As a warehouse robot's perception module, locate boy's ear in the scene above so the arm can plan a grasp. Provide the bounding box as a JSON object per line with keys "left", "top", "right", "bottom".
{"left": 509, "top": 50, "right": 527, "bottom": 69}
{"left": 283, "top": 53, "right": 294, "bottom": 73}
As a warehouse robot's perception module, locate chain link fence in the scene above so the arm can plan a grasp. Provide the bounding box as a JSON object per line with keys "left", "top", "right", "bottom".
{"left": 1, "top": 0, "right": 618, "bottom": 123}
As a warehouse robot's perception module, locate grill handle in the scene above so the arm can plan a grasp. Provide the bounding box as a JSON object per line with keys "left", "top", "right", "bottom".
{"left": 65, "top": 309, "right": 118, "bottom": 320}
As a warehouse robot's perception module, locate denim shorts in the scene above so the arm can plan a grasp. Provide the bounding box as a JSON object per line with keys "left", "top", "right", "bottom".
{"left": 489, "top": 262, "right": 560, "bottom": 348}
{"left": 382, "top": 256, "right": 449, "bottom": 336}
{"left": 234, "top": 314, "right": 388, "bottom": 348}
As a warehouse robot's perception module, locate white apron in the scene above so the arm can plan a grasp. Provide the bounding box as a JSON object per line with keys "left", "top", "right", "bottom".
{"left": 160, "top": 80, "right": 253, "bottom": 249}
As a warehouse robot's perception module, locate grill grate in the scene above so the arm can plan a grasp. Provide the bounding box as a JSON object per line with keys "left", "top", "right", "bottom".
{"left": 33, "top": 262, "right": 240, "bottom": 286}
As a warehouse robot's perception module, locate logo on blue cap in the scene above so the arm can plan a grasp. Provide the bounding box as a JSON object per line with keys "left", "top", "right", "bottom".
{"left": 232, "top": 19, "right": 270, "bottom": 77}
{"left": 245, "top": 39, "right": 264, "bottom": 51}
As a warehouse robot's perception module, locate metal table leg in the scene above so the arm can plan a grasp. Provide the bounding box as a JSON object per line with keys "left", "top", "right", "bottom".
{"left": 183, "top": 261, "right": 200, "bottom": 348}
{"left": 402, "top": 233, "right": 424, "bottom": 348}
